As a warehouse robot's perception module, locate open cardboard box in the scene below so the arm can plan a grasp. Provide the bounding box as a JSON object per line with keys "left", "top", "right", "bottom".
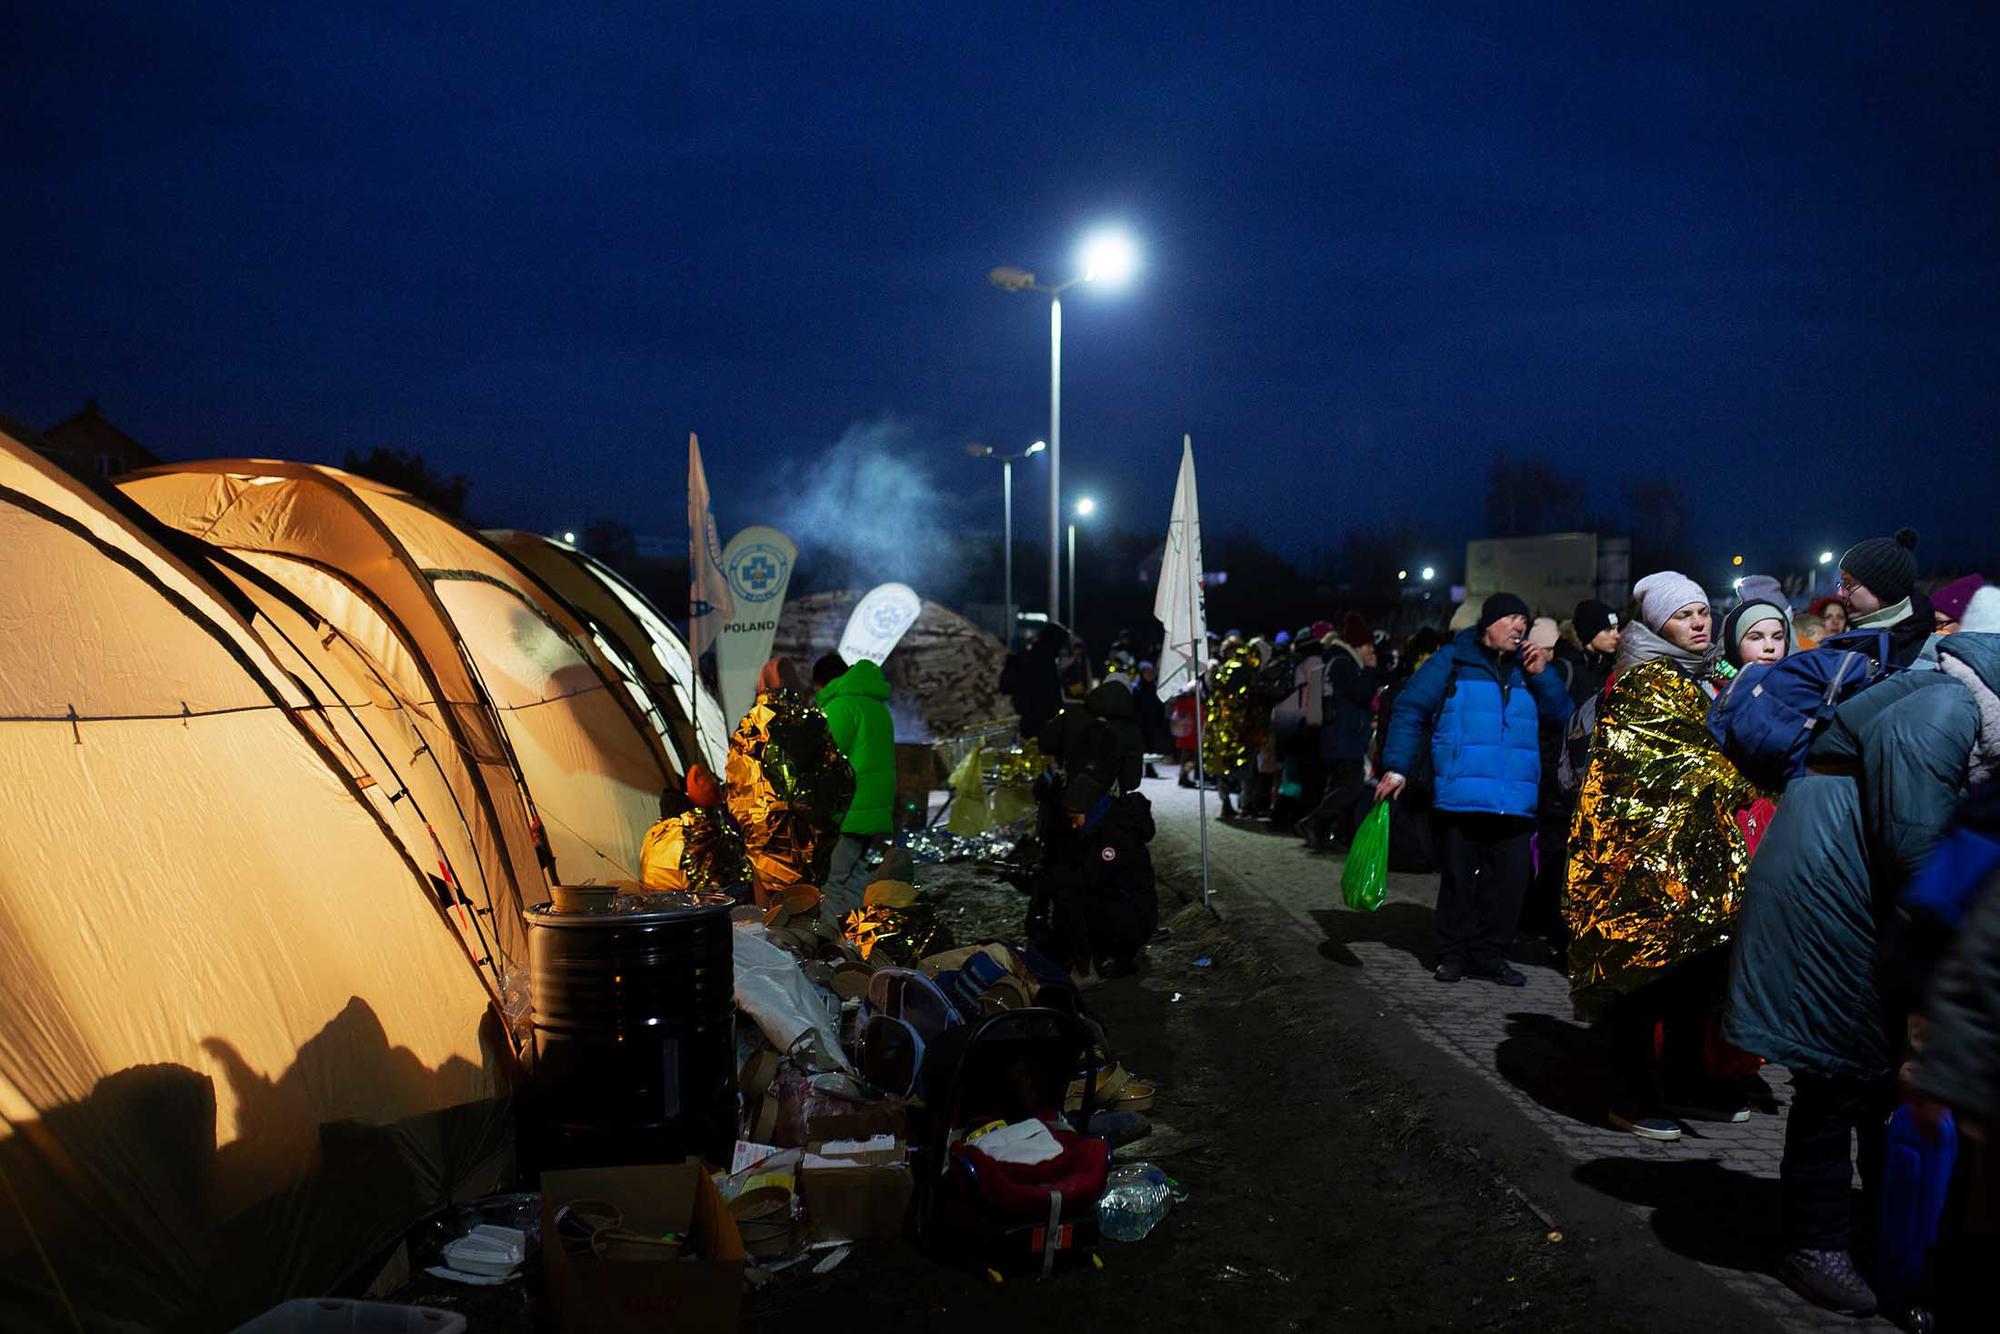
{"left": 541, "top": 1164, "right": 746, "bottom": 1334}
{"left": 801, "top": 1138, "right": 913, "bottom": 1243}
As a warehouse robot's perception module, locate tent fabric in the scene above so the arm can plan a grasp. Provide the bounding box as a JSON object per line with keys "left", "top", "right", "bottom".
{"left": 119, "top": 462, "right": 675, "bottom": 887}
{"left": 118, "top": 464, "right": 552, "bottom": 962}
{"left": 0, "top": 429, "right": 507, "bottom": 1331}
{"left": 485, "top": 529, "right": 730, "bottom": 777}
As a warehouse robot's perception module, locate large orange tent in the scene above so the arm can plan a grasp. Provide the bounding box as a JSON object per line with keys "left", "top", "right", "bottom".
{"left": 0, "top": 425, "right": 509, "bottom": 1330}
{"left": 120, "top": 461, "right": 678, "bottom": 889}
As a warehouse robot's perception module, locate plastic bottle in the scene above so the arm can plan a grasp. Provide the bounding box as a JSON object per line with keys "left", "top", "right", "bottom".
{"left": 1097, "top": 1163, "right": 1174, "bottom": 1242}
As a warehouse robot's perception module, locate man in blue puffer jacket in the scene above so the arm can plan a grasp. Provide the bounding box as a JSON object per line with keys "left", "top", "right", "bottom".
{"left": 1378, "top": 593, "right": 1573, "bottom": 985}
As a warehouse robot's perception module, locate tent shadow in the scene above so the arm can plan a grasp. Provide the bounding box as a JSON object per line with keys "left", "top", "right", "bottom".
{"left": 0, "top": 996, "right": 512, "bottom": 1333}
{"left": 1571, "top": 1156, "right": 1784, "bottom": 1275}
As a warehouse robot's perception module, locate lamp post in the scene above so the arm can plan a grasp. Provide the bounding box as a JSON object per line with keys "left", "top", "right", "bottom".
{"left": 1067, "top": 496, "right": 1096, "bottom": 633}
{"left": 964, "top": 440, "right": 1045, "bottom": 647}
{"left": 988, "top": 227, "right": 1138, "bottom": 626}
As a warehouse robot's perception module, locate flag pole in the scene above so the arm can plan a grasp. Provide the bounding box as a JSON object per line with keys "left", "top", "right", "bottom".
{"left": 1189, "top": 573, "right": 1212, "bottom": 911}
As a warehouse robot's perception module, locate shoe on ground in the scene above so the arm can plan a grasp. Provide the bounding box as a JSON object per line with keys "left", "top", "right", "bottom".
{"left": 1474, "top": 964, "right": 1526, "bottom": 987}
{"left": 1608, "top": 1106, "right": 1683, "bottom": 1141}
{"left": 1779, "top": 1247, "right": 1877, "bottom": 1317}
{"left": 1433, "top": 960, "right": 1464, "bottom": 984}
{"left": 1294, "top": 817, "right": 1324, "bottom": 848}
{"left": 1662, "top": 1093, "right": 1752, "bottom": 1123}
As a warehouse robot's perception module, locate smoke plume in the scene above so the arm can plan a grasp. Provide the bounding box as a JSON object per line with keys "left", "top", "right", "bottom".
{"left": 777, "top": 418, "right": 968, "bottom": 596}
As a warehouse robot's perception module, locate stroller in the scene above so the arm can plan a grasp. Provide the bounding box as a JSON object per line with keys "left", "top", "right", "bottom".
{"left": 911, "top": 1007, "right": 1109, "bottom": 1279}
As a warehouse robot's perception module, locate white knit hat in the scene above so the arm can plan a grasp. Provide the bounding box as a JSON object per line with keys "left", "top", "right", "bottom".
{"left": 1961, "top": 585, "right": 2000, "bottom": 634}
{"left": 1634, "top": 571, "right": 1709, "bottom": 632}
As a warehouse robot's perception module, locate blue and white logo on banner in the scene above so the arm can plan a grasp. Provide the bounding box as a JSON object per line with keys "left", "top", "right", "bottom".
{"left": 726, "top": 539, "right": 791, "bottom": 604}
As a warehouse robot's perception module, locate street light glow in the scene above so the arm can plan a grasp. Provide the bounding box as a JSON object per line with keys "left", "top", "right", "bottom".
{"left": 1421, "top": 566, "right": 1436, "bottom": 581}
{"left": 1398, "top": 569, "right": 1409, "bottom": 581}
{"left": 1026, "top": 439, "right": 1047, "bottom": 455}
{"left": 1819, "top": 550, "right": 1834, "bottom": 565}
{"left": 562, "top": 530, "right": 576, "bottom": 543}
{"left": 1075, "top": 496, "right": 1097, "bottom": 517}
{"left": 1079, "top": 229, "right": 1138, "bottom": 287}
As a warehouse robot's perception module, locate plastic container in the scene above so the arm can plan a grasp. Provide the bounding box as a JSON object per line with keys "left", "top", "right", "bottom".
{"left": 1097, "top": 1162, "right": 1174, "bottom": 1242}
{"left": 231, "top": 1298, "right": 466, "bottom": 1333}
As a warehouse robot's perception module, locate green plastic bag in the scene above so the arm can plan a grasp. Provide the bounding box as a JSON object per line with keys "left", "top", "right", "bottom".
{"left": 1341, "top": 800, "right": 1391, "bottom": 912}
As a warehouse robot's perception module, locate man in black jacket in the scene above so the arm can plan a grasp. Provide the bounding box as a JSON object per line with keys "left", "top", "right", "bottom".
{"left": 1000, "top": 624, "right": 1068, "bottom": 739}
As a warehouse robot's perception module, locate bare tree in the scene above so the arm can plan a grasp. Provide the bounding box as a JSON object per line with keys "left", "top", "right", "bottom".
{"left": 1485, "top": 453, "right": 1588, "bottom": 537}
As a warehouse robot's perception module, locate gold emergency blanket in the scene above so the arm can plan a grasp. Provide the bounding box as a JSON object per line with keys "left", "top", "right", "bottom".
{"left": 640, "top": 805, "right": 750, "bottom": 893}
{"left": 1565, "top": 658, "right": 1756, "bottom": 1017}
{"left": 1201, "top": 649, "right": 1266, "bottom": 775}
{"left": 723, "top": 687, "right": 855, "bottom": 897}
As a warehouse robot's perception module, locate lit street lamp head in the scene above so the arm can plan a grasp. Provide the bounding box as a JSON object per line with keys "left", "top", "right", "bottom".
{"left": 1075, "top": 496, "right": 1097, "bottom": 517}
{"left": 1026, "top": 439, "right": 1046, "bottom": 455}
{"left": 963, "top": 442, "right": 994, "bottom": 458}
{"left": 1079, "top": 229, "right": 1138, "bottom": 287}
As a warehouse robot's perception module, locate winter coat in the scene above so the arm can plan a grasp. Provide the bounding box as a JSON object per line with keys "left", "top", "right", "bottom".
{"left": 1552, "top": 641, "right": 1613, "bottom": 708}
{"left": 1037, "top": 680, "right": 1145, "bottom": 810}
{"left": 1319, "top": 641, "right": 1381, "bottom": 764}
{"left": 1911, "top": 866, "right": 2000, "bottom": 1120}
{"left": 819, "top": 658, "right": 897, "bottom": 835}
{"left": 1381, "top": 628, "right": 1572, "bottom": 818}
{"left": 1133, "top": 678, "right": 1172, "bottom": 753}
{"left": 1724, "top": 636, "right": 2000, "bottom": 1079}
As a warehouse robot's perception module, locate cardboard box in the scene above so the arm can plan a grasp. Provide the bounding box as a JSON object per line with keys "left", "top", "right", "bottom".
{"left": 541, "top": 1164, "right": 746, "bottom": 1334}
{"left": 801, "top": 1139, "right": 913, "bottom": 1243}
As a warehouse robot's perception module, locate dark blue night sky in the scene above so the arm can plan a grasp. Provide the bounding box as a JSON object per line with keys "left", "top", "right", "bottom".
{"left": 4, "top": 2, "right": 1996, "bottom": 580}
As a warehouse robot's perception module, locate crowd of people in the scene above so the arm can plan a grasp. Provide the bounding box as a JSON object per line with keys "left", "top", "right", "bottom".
{"left": 1003, "top": 530, "right": 2000, "bottom": 1323}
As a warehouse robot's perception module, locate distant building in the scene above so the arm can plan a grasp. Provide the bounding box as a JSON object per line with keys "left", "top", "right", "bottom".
{"left": 36, "top": 401, "right": 160, "bottom": 481}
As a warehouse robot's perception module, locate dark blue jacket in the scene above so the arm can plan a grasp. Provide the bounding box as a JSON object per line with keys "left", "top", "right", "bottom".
{"left": 1381, "top": 628, "right": 1572, "bottom": 818}
{"left": 1320, "top": 643, "right": 1381, "bottom": 764}
{"left": 1725, "top": 635, "right": 2000, "bottom": 1079}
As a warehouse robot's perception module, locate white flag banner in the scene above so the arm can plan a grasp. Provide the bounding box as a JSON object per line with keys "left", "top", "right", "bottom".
{"left": 716, "top": 525, "right": 799, "bottom": 723}
{"left": 838, "top": 582, "right": 922, "bottom": 666}
{"left": 1153, "top": 435, "right": 1208, "bottom": 702}
{"left": 688, "top": 433, "right": 734, "bottom": 664}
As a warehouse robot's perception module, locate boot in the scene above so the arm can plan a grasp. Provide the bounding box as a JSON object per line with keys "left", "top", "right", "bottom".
{"left": 1779, "top": 1248, "right": 1877, "bottom": 1317}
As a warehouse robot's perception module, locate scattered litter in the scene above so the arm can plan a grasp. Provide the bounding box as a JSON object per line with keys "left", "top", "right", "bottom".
{"left": 1098, "top": 1163, "right": 1175, "bottom": 1242}
{"left": 1192, "top": 956, "right": 1213, "bottom": 969}
{"left": 426, "top": 1222, "right": 526, "bottom": 1285}
{"left": 1170, "top": 991, "right": 1183, "bottom": 1002}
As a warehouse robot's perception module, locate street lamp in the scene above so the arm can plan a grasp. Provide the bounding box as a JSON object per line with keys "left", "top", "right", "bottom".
{"left": 1067, "top": 496, "right": 1097, "bottom": 633}
{"left": 964, "top": 440, "right": 1046, "bottom": 647}
{"left": 1421, "top": 565, "right": 1436, "bottom": 582}
{"left": 988, "top": 225, "right": 1140, "bottom": 626}
{"left": 561, "top": 530, "right": 576, "bottom": 544}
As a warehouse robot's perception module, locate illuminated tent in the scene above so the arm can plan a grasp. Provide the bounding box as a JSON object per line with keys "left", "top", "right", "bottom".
{"left": 484, "top": 529, "right": 729, "bottom": 777}
{"left": 0, "top": 425, "right": 508, "bottom": 1330}
{"left": 120, "top": 462, "right": 677, "bottom": 889}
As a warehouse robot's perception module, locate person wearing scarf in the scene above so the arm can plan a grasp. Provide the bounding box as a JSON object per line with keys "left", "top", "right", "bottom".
{"left": 1566, "top": 572, "right": 1758, "bottom": 1141}
{"left": 1837, "top": 528, "right": 1936, "bottom": 668}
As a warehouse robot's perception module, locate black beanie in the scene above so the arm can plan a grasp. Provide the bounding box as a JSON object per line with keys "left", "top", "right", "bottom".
{"left": 1573, "top": 599, "right": 1618, "bottom": 641}
{"left": 1840, "top": 528, "right": 1919, "bottom": 605}
{"left": 1478, "top": 592, "right": 1531, "bottom": 631}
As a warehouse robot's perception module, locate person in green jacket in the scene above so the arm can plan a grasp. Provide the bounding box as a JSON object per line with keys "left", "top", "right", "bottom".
{"left": 815, "top": 652, "right": 896, "bottom": 921}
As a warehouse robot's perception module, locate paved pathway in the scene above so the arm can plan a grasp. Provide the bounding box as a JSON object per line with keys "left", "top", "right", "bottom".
{"left": 1143, "top": 774, "right": 1894, "bottom": 1334}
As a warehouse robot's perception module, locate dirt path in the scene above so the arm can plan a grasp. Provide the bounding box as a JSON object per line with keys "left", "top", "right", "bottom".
{"left": 750, "top": 778, "right": 1766, "bottom": 1333}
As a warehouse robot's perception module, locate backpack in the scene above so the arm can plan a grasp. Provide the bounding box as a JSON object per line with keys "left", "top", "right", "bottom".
{"left": 1705, "top": 630, "right": 1896, "bottom": 791}
{"left": 1556, "top": 689, "right": 1600, "bottom": 795}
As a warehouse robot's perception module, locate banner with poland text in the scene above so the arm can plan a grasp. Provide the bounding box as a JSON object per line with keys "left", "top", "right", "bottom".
{"left": 716, "top": 525, "right": 799, "bottom": 724}
{"left": 687, "top": 432, "right": 734, "bottom": 666}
